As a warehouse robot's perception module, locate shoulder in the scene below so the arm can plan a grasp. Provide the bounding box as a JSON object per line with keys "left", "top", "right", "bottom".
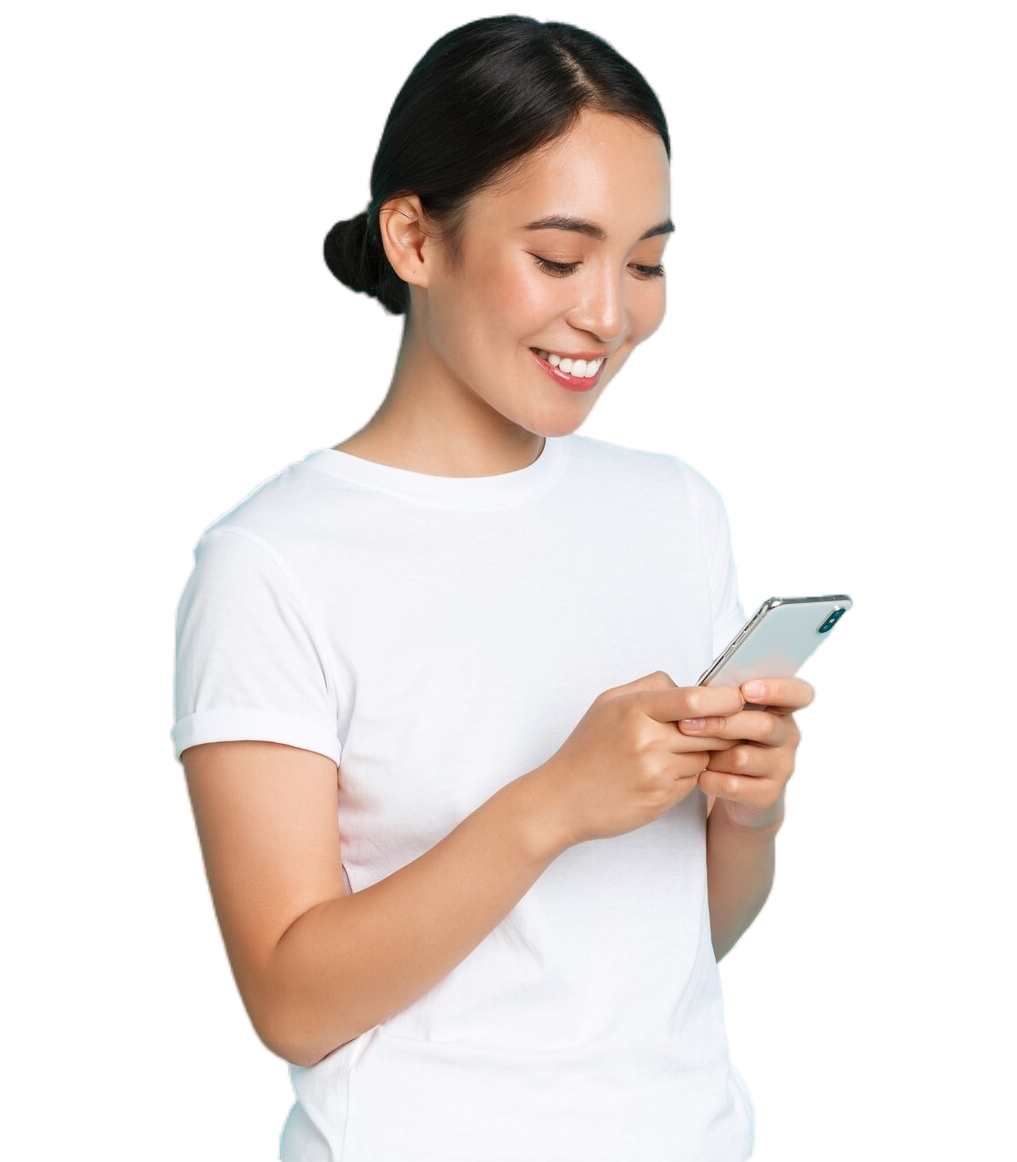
{"left": 175, "top": 456, "right": 344, "bottom": 624}
{"left": 189, "top": 453, "right": 336, "bottom": 562}
{"left": 565, "top": 433, "right": 729, "bottom": 514}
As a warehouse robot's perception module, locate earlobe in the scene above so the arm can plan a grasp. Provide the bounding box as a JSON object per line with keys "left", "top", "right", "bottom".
{"left": 378, "top": 195, "right": 432, "bottom": 289}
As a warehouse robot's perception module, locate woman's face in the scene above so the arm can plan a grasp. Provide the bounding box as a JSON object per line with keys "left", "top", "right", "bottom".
{"left": 413, "top": 108, "right": 672, "bottom": 440}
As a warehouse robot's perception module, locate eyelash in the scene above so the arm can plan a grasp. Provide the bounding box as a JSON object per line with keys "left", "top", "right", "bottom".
{"left": 532, "top": 256, "right": 665, "bottom": 280}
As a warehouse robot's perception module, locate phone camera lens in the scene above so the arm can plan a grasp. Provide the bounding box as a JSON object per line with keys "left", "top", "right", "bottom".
{"left": 818, "top": 607, "right": 845, "bottom": 634}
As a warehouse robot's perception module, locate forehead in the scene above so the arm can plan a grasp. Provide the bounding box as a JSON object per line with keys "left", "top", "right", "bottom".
{"left": 466, "top": 110, "right": 671, "bottom": 237}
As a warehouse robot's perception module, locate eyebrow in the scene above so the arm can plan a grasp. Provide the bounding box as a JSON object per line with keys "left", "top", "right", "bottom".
{"left": 521, "top": 214, "right": 675, "bottom": 242}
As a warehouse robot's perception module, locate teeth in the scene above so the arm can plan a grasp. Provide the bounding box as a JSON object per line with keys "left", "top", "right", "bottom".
{"left": 537, "top": 350, "right": 604, "bottom": 378}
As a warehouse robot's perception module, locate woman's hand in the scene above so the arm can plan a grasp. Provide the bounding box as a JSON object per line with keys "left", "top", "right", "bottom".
{"left": 527, "top": 670, "right": 743, "bottom": 852}
{"left": 679, "top": 677, "right": 815, "bottom": 829}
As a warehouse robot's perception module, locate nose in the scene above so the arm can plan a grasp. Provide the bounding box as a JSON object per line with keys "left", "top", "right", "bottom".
{"left": 565, "top": 264, "right": 627, "bottom": 344}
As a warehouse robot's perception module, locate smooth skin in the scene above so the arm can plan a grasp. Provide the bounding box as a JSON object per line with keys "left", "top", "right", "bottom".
{"left": 185, "top": 672, "right": 810, "bottom": 1068}
{"left": 333, "top": 108, "right": 672, "bottom": 474}
{"left": 182, "top": 110, "right": 815, "bottom": 1069}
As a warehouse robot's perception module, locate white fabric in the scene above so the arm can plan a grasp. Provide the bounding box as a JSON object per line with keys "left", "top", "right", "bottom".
{"left": 171, "top": 432, "right": 752, "bottom": 1161}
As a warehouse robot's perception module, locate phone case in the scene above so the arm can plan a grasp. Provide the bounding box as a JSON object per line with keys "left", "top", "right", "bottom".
{"left": 698, "top": 595, "right": 852, "bottom": 687}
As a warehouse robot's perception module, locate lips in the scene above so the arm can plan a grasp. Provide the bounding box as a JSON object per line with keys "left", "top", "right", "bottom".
{"left": 531, "top": 348, "right": 607, "bottom": 392}
{"left": 532, "top": 348, "right": 607, "bottom": 378}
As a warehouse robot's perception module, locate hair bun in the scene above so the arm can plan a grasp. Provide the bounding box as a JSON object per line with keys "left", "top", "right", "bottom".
{"left": 322, "top": 19, "right": 666, "bottom": 321}
{"left": 323, "top": 211, "right": 374, "bottom": 290}
{"left": 323, "top": 209, "right": 406, "bottom": 315}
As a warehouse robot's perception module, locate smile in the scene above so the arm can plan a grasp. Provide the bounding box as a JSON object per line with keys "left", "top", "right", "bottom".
{"left": 534, "top": 349, "right": 605, "bottom": 378}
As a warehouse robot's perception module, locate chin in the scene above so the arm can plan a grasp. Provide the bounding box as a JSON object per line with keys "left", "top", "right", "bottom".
{"left": 521, "top": 401, "right": 600, "bottom": 440}
{"left": 530, "top": 415, "right": 592, "bottom": 436}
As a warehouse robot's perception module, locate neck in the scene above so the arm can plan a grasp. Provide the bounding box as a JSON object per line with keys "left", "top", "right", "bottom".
{"left": 334, "top": 319, "right": 546, "bottom": 477}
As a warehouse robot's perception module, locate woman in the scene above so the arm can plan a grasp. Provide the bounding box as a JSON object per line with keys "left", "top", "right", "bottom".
{"left": 172, "top": 15, "right": 812, "bottom": 1161}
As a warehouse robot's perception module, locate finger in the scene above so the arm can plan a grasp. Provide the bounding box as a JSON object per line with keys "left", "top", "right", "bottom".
{"left": 706, "top": 739, "right": 785, "bottom": 776}
{"left": 599, "top": 673, "right": 678, "bottom": 697}
{"left": 739, "top": 678, "right": 814, "bottom": 714}
{"left": 697, "top": 766, "right": 787, "bottom": 825}
{"left": 682, "top": 715, "right": 779, "bottom": 745}
{"left": 676, "top": 715, "right": 736, "bottom": 738}
{"left": 642, "top": 684, "right": 744, "bottom": 725}
{"left": 680, "top": 710, "right": 790, "bottom": 747}
{"left": 706, "top": 725, "right": 804, "bottom": 780}
{"left": 671, "top": 733, "right": 737, "bottom": 755}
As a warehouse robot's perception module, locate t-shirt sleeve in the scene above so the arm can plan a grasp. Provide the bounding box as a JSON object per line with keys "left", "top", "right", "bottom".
{"left": 695, "top": 474, "right": 746, "bottom": 661}
{"left": 170, "top": 527, "right": 342, "bottom": 766}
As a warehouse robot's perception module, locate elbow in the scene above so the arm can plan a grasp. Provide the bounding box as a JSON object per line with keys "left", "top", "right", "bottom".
{"left": 253, "top": 1005, "right": 338, "bottom": 1069}
{"left": 260, "top": 993, "right": 367, "bottom": 1069}
{"left": 253, "top": 1013, "right": 337, "bottom": 1064}
{"left": 273, "top": 1038, "right": 330, "bottom": 1071}
{"left": 253, "top": 998, "right": 333, "bottom": 1069}
{"left": 261, "top": 896, "right": 382, "bottom": 1066}
{"left": 241, "top": 992, "right": 314, "bottom": 1068}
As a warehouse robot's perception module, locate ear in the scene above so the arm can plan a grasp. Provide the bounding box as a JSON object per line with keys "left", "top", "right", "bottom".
{"left": 377, "top": 195, "right": 436, "bottom": 290}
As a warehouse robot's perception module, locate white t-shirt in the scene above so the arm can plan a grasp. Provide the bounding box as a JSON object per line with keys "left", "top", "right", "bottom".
{"left": 171, "top": 432, "right": 752, "bottom": 1162}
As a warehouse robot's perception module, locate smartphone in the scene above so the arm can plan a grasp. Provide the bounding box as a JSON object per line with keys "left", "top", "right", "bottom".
{"left": 698, "top": 595, "right": 852, "bottom": 689}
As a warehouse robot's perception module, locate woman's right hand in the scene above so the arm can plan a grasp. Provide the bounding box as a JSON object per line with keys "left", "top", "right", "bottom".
{"left": 525, "top": 670, "right": 745, "bottom": 852}
{"left": 189, "top": 668, "right": 745, "bottom": 1066}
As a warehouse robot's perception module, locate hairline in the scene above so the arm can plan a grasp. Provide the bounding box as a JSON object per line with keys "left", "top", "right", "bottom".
{"left": 432, "top": 109, "right": 669, "bottom": 274}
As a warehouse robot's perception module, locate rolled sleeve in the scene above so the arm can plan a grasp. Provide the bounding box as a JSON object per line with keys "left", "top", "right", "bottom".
{"left": 170, "top": 527, "right": 341, "bottom": 766}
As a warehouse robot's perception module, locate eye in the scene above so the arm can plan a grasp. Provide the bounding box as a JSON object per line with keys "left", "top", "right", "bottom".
{"left": 531, "top": 255, "right": 581, "bottom": 277}
{"left": 631, "top": 263, "right": 665, "bottom": 279}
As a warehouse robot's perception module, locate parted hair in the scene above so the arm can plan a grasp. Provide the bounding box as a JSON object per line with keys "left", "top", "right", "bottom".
{"left": 323, "top": 15, "right": 669, "bottom": 316}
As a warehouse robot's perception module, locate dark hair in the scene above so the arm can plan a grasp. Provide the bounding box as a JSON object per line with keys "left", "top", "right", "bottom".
{"left": 323, "top": 16, "right": 670, "bottom": 316}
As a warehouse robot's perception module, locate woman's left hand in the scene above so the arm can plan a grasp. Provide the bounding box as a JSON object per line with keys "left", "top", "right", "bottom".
{"left": 677, "top": 678, "right": 815, "bottom": 829}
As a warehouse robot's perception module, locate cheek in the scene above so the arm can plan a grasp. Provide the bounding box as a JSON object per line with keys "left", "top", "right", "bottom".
{"left": 462, "top": 276, "right": 564, "bottom": 348}
{"left": 475, "top": 264, "right": 563, "bottom": 339}
{"left": 632, "top": 284, "right": 667, "bottom": 341}
{"left": 601, "top": 286, "right": 665, "bottom": 384}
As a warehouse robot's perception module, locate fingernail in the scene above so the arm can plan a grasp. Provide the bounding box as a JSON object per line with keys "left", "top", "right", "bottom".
{"left": 744, "top": 682, "right": 765, "bottom": 700}
{"left": 682, "top": 718, "right": 706, "bottom": 730}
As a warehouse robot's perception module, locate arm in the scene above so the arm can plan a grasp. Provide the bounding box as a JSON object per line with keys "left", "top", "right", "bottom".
{"left": 183, "top": 673, "right": 742, "bottom": 1069}
{"left": 680, "top": 677, "right": 814, "bottom": 961}
{"left": 184, "top": 739, "right": 564, "bottom": 1070}
{"left": 706, "top": 794, "right": 782, "bottom": 961}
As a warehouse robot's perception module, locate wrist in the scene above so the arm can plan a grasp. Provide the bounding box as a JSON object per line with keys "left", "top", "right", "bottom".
{"left": 501, "top": 766, "right": 574, "bottom": 864}
{"left": 715, "top": 794, "right": 786, "bottom": 836}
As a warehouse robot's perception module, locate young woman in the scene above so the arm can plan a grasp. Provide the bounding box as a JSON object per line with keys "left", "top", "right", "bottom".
{"left": 172, "top": 16, "right": 813, "bottom": 1161}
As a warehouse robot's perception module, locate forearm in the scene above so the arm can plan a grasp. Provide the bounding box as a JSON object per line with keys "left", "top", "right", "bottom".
{"left": 267, "top": 769, "right": 564, "bottom": 1067}
{"left": 706, "top": 801, "right": 783, "bottom": 962}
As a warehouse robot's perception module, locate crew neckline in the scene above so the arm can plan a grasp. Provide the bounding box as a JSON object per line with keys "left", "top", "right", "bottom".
{"left": 300, "top": 435, "right": 569, "bottom": 509}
